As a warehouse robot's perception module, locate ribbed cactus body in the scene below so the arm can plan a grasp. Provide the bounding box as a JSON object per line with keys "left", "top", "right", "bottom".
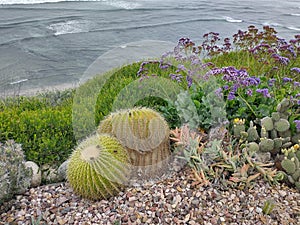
{"left": 67, "top": 134, "right": 130, "bottom": 200}
{"left": 98, "top": 107, "right": 171, "bottom": 178}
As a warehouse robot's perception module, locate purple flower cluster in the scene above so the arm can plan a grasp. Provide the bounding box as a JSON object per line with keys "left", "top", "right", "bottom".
{"left": 294, "top": 120, "right": 300, "bottom": 131}
{"left": 169, "top": 73, "right": 183, "bottom": 82}
{"left": 291, "top": 67, "right": 300, "bottom": 73}
{"left": 174, "top": 38, "right": 195, "bottom": 58}
{"left": 268, "top": 78, "right": 276, "bottom": 87}
{"left": 271, "top": 53, "right": 290, "bottom": 65}
{"left": 206, "top": 66, "right": 261, "bottom": 100}
{"left": 249, "top": 43, "right": 272, "bottom": 55}
{"left": 137, "top": 60, "right": 160, "bottom": 77}
{"left": 256, "top": 88, "right": 271, "bottom": 98}
{"left": 282, "top": 77, "right": 293, "bottom": 83}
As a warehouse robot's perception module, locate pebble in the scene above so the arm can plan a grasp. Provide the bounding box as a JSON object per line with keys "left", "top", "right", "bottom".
{"left": 0, "top": 167, "right": 299, "bottom": 225}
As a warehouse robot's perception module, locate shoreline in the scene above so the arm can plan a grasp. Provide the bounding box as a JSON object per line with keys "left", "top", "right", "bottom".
{"left": 0, "top": 82, "right": 78, "bottom": 98}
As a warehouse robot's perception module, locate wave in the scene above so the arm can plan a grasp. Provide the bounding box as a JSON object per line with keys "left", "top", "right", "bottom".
{"left": 287, "top": 26, "right": 300, "bottom": 31}
{"left": 47, "top": 16, "right": 247, "bottom": 37}
{"left": 223, "top": 16, "right": 243, "bottom": 23}
{"left": 45, "top": 17, "right": 226, "bottom": 36}
{"left": 290, "top": 13, "right": 300, "bottom": 16}
{"left": 262, "top": 21, "right": 282, "bottom": 27}
{"left": 0, "top": 0, "right": 141, "bottom": 9}
{"left": 47, "top": 19, "right": 91, "bottom": 35}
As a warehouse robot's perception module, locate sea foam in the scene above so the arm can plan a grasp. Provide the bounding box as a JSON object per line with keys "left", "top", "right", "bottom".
{"left": 224, "top": 16, "right": 243, "bottom": 23}
{"left": 0, "top": 0, "right": 141, "bottom": 9}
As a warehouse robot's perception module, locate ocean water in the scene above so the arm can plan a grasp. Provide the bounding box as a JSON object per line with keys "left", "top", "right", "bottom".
{"left": 0, "top": 0, "right": 300, "bottom": 95}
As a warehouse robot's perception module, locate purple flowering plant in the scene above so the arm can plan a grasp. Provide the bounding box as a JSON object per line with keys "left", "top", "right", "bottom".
{"left": 151, "top": 26, "right": 299, "bottom": 130}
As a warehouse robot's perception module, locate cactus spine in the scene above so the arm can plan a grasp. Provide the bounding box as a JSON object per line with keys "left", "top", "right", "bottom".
{"left": 67, "top": 134, "right": 130, "bottom": 200}
{"left": 98, "top": 107, "right": 171, "bottom": 178}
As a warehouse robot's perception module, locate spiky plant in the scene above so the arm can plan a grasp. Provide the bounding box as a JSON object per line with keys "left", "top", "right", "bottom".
{"left": 0, "top": 140, "right": 32, "bottom": 204}
{"left": 66, "top": 134, "right": 130, "bottom": 200}
{"left": 98, "top": 107, "right": 171, "bottom": 178}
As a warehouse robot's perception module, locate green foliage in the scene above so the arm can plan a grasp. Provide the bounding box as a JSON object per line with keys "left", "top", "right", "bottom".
{"left": 0, "top": 91, "right": 76, "bottom": 167}
{"left": 95, "top": 62, "right": 182, "bottom": 126}
{"left": 73, "top": 61, "right": 183, "bottom": 140}
{"left": 262, "top": 199, "right": 276, "bottom": 215}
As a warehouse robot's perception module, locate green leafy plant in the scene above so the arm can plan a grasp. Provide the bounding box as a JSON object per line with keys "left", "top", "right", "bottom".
{"left": 262, "top": 199, "right": 276, "bottom": 215}
{"left": 0, "top": 90, "right": 76, "bottom": 169}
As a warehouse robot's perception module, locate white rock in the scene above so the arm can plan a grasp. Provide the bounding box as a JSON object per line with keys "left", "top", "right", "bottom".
{"left": 25, "top": 161, "right": 41, "bottom": 187}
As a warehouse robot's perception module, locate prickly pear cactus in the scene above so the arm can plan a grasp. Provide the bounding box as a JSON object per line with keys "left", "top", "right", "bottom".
{"left": 98, "top": 107, "right": 171, "bottom": 178}
{"left": 280, "top": 144, "right": 300, "bottom": 190}
{"left": 67, "top": 134, "right": 130, "bottom": 200}
{"left": 0, "top": 140, "right": 32, "bottom": 204}
{"left": 236, "top": 98, "right": 299, "bottom": 155}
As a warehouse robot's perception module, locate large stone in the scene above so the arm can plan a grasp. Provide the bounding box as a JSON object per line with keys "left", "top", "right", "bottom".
{"left": 25, "top": 161, "right": 41, "bottom": 187}
{"left": 57, "top": 160, "right": 69, "bottom": 181}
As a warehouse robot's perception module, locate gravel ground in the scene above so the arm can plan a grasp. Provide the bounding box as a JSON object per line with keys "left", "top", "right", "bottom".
{"left": 0, "top": 166, "right": 300, "bottom": 225}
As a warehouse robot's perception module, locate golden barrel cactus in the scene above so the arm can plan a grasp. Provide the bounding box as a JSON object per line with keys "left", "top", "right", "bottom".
{"left": 66, "top": 134, "right": 130, "bottom": 200}
{"left": 98, "top": 107, "right": 171, "bottom": 178}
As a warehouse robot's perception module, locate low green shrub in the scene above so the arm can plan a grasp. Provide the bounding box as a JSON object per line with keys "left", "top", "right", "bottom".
{"left": 0, "top": 91, "right": 76, "bottom": 167}
{"left": 73, "top": 61, "right": 186, "bottom": 140}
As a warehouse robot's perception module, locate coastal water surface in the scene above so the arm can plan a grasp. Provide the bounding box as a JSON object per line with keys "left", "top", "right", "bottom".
{"left": 0, "top": 0, "right": 300, "bottom": 94}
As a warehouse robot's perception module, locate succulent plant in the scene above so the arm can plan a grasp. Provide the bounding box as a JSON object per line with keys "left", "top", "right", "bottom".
{"left": 98, "top": 107, "right": 171, "bottom": 178}
{"left": 281, "top": 158, "right": 296, "bottom": 174}
{"left": 274, "top": 119, "right": 290, "bottom": 132}
{"left": 67, "top": 134, "right": 130, "bottom": 200}
{"left": 235, "top": 98, "right": 299, "bottom": 156}
{"left": 0, "top": 140, "right": 32, "bottom": 204}
{"left": 175, "top": 90, "right": 199, "bottom": 130}
{"left": 280, "top": 145, "right": 300, "bottom": 190}
{"left": 246, "top": 121, "right": 259, "bottom": 142}
{"left": 233, "top": 118, "right": 245, "bottom": 138}
{"left": 261, "top": 117, "right": 273, "bottom": 131}
{"left": 259, "top": 138, "right": 274, "bottom": 152}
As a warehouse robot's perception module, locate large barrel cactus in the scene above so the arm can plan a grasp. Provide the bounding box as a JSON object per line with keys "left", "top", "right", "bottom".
{"left": 66, "top": 134, "right": 130, "bottom": 200}
{"left": 98, "top": 107, "right": 171, "bottom": 178}
{"left": 0, "top": 140, "right": 32, "bottom": 205}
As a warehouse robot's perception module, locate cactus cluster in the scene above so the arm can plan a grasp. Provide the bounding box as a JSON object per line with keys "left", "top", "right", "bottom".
{"left": 67, "top": 134, "right": 130, "bottom": 200}
{"left": 235, "top": 98, "right": 299, "bottom": 155}
{"left": 280, "top": 145, "right": 300, "bottom": 190}
{"left": 98, "top": 107, "right": 171, "bottom": 178}
{"left": 67, "top": 107, "right": 171, "bottom": 199}
{"left": 0, "top": 140, "right": 32, "bottom": 204}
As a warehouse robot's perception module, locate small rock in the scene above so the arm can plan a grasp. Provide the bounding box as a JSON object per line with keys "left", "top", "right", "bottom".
{"left": 25, "top": 161, "right": 41, "bottom": 187}
{"left": 256, "top": 207, "right": 262, "bottom": 213}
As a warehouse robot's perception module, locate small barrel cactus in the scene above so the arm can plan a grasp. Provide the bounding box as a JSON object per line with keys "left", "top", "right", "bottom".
{"left": 67, "top": 134, "right": 130, "bottom": 200}
{"left": 98, "top": 107, "right": 171, "bottom": 178}
{"left": 0, "top": 140, "right": 32, "bottom": 204}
